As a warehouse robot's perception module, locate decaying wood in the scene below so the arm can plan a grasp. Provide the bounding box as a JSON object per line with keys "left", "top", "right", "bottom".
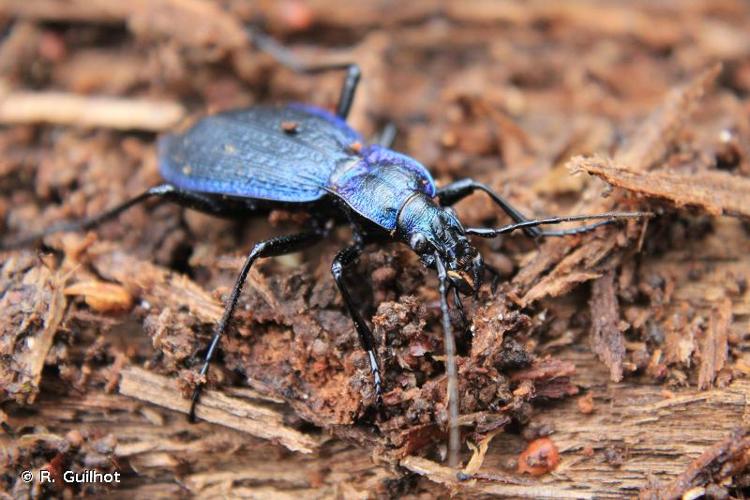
{"left": 513, "top": 65, "right": 724, "bottom": 307}
{"left": 640, "top": 428, "right": 750, "bottom": 500}
{"left": 0, "top": 255, "right": 67, "bottom": 404}
{"left": 2, "top": 1, "right": 750, "bottom": 497}
{"left": 118, "top": 366, "right": 320, "bottom": 454}
{"left": 408, "top": 366, "right": 750, "bottom": 498}
{"left": 573, "top": 155, "right": 750, "bottom": 219}
{"left": 588, "top": 270, "right": 625, "bottom": 382}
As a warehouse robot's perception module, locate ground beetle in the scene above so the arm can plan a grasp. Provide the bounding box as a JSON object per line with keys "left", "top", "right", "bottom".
{"left": 2, "top": 30, "right": 646, "bottom": 466}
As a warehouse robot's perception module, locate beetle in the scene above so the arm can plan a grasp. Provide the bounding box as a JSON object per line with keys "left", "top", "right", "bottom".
{"left": 2, "top": 31, "right": 646, "bottom": 466}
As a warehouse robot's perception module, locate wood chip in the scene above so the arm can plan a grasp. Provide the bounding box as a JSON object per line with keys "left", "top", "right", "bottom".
{"left": 119, "top": 367, "right": 320, "bottom": 454}
{"left": 63, "top": 280, "right": 133, "bottom": 313}
{"left": 698, "top": 297, "right": 732, "bottom": 389}
{"left": 589, "top": 270, "right": 625, "bottom": 382}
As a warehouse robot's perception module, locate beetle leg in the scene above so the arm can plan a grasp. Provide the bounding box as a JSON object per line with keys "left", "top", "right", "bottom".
{"left": 436, "top": 179, "right": 543, "bottom": 238}
{"left": 435, "top": 255, "right": 461, "bottom": 468}
{"left": 438, "top": 178, "right": 650, "bottom": 238}
{"left": 250, "top": 30, "right": 360, "bottom": 120}
{"left": 0, "top": 184, "right": 258, "bottom": 250}
{"left": 1, "top": 184, "right": 172, "bottom": 250}
{"left": 375, "top": 122, "right": 397, "bottom": 148}
{"left": 189, "top": 229, "right": 325, "bottom": 422}
{"left": 330, "top": 244, "right": 384, "bottom": 409}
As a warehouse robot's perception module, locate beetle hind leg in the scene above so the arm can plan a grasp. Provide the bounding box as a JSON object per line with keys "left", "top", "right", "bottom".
{"left": 375, "top": 122, "right": 397, "bottom": 148}
{"left": 249, "top": 29, "right": 360, "bottom": 120}
{"left": 0, "top": 184, "right": 176, "bottom": 250}
{"left": 0, "top": 184, "right": 259, "bottom": 251}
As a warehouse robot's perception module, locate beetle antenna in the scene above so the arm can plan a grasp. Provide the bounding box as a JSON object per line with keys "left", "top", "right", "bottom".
{"left": 435, "top": 255, "right": 460, "bottom": 468}
{"left": 465, "top": 211, "right": 651, "bottom": 238}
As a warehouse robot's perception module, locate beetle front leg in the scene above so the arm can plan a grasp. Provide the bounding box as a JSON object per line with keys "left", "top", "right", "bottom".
{"left": 331, "top": 244, "right": 384, "bottom": 408}
{"left": 436, "top": 179, "right": 543, "bottom": 238}
{"left": 189, "top": 229, "right": 325, "bottom": 421}
{"left": 437, "top": 179, "right": 641, "bottom": 238}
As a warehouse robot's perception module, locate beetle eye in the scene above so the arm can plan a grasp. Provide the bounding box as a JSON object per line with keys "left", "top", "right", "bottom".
{"left": 409, "top": 233, "right": 428, "bottom": 253}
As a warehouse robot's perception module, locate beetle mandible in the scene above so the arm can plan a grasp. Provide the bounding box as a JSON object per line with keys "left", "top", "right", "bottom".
{"left": 3, "top": 30, "right": 646, "bottom": 467}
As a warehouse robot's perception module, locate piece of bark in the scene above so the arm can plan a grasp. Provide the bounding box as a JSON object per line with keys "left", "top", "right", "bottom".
{"left": 0, "top": 91, "right": 185, "bottom": 131}
{"left": 510, "top": 357, "right": 576, "bottom": 383}
{"left": 0, "top": 257, "right": 66, "bottom": 404}
{"left": 126, "top": 0, "right": 248, "bottom": 50}
{"left": 573, "top": 156, "right": 750, "bottom": 219}
{"left": 588, "top": 270, "right": 625, "bottom": 382}
{"left": 697, "top": 297, "right": 732, "bottom": 389}
{"left": 639, "top": 427, "right": 750, "bottom": 500}
{"left": 91, "top": 249, "right": 224, "bottom": 323}
{"left": 118, "top": 366, "right": 320, "bottom": 454}
{"left": 0, "top": 0, "right": 247, "bottom": 51}
{"left": 63, "top": 280, "right": 134, "bottom": 313}
{"left": 0, "top": 0, "right": 130, "bottom": 23}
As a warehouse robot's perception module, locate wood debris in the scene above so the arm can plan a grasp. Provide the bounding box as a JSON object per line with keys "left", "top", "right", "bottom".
{"left": 573, "top": 155, "right": 750, "bottom": 218}
{"left": 1, "top": 0, "right": 750, "bottom": 496}
{"left": 588, "top": 270, "right": 625, "bottom": 382}
{"left": 119, "top": 367, "right": 320, "bottom": 453}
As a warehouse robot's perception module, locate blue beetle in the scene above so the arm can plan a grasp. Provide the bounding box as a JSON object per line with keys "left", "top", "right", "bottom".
{"left": 3, "top": 31, "right": 645, "bottom": 466}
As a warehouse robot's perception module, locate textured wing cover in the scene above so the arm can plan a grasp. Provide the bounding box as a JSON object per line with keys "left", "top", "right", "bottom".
{"left": 329, "top": 145, "right": 436, "bottom": 230}
{"left": 159, "top": 104, "right": 362, "bottom": 202}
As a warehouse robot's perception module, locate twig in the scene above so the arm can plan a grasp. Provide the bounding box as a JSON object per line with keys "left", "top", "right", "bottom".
{"left": 400, "top": 456, "right": 592, "bottom": 499}
{"left": 0, "top": 90, "right": 185, "bottom": 131}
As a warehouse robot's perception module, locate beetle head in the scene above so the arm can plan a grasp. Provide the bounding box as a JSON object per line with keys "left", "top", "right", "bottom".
{"left": 398, "top": 193, "right": 484, "bottom": 295}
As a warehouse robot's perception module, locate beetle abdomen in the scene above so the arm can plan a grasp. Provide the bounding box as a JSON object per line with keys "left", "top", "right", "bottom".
{"left": 158, "top": 104, "right": 362, "bottom": 202}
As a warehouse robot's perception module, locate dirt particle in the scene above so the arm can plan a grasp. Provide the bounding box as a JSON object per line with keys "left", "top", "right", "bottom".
{"left": 281, "top": 120, "right": 299, "bottom": 133}
{"left": 517, "top": 437, "right": 560, "bottom": 476}
{"left": 577, "top": 393, "right": 595, "bottom": 414}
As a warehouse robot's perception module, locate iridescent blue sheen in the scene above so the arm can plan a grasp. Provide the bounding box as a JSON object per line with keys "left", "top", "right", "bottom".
{"left": 159, "top": 103, "right": 436, "bottom": 230}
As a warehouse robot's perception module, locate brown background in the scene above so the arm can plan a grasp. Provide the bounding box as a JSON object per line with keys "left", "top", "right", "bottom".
{"left": 1, "top": 1, "right": 749, "bottom": 498}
